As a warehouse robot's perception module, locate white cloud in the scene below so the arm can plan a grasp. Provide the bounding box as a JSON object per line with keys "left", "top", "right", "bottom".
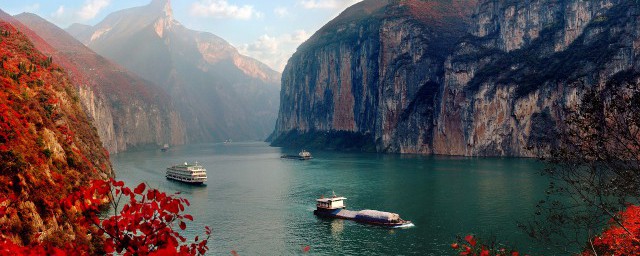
{"left": 52, "top": 6, "right": 65, "bottom": 18}
{"left": 77, "top": 0, "right": 110, "bottom": 20}
{"left": 239, "top": 30, "right": 311, "bottom": 72}
{"left": 49, "top": 5, "right": 76, "bottom": 26}
{"left": 299, "top": 0, "right": 362, "bottom": 9}
{"left": 273, "top": 7, "right": 289, "bottom": 17}
{"left": 191, "top": 0, "right": 262, "bottom": 20}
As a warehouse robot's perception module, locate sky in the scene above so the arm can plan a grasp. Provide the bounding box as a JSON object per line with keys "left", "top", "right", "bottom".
{"left": 1, "top": 0, "right": 362, "bottom": 72}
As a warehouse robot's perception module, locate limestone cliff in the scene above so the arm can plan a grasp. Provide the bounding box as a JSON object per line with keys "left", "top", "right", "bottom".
{"left": 272, "top": 0, "right": 640, "bottom": 156}
{"left": 12, "top": 13, "right": 185, "bottom": 153}
{"left": 0, "top": 20, "right": 112, "bottom": 248}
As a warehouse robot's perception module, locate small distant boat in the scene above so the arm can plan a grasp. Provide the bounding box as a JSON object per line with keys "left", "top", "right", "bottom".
{"left": 166, "top": 162, "right": 207, "bottom": 185}
{"left": 281, "top": 149, "right": 313, "bottom": 160}
{"left": 313, "top": 193, "right": 414, "bottom": 228}
{"left": 224, "top": 139, "right": 232, "bottom": 144}
{"left": 160, "top": 144, "right": 170, "bottom": 152}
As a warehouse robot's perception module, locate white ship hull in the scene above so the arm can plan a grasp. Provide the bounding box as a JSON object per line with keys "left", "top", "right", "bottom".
{"left": 166, "top": 162, "right": 207, "bottom": 185}
{"left": 165, "top": 174, "right": 206, "bottom": 184}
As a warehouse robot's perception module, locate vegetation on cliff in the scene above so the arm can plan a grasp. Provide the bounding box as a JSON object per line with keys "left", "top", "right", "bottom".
{"left": 10, "top": 12, "right": 186, "bottom": 153}
{"left": 0, "top": 20, "right": 111, "bottom": 247}
{"left": 0, "top": 21, "right": 209, "bottom": 255}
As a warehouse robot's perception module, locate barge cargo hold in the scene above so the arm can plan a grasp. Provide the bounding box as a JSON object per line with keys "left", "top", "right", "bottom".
{"left": 313, "top": 194, "right": 414, "bottom": 228}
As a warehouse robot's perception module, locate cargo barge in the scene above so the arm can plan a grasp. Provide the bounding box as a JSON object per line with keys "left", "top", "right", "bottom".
{"left": 313, "top": 194, "right": 414, "bottom": 228}
{"left": 281, "top": 149, "right": 313, "bottom": 160}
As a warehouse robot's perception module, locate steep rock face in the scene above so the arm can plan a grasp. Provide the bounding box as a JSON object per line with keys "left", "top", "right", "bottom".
{"left": 67, "top": 0, "right": 280, "bottom": 142}
{"left": 273, "top": 0, "right": 476, "bottom": 153}
{"left": 273, "top": 0, "right": 640, "bottom": 156}
{"left": 433, "top": 0, "right": 634, "bottom": 156}
{"left": 0, "top": 21, "right": 112, "bottom": 247}
{"left": 12, "top": 13, "right": 185, "bottom": 153}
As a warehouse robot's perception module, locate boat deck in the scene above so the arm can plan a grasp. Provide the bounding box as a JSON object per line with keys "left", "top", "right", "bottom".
{"left": 315, "top": 208, "right": 357, "bottom": 219}
{"left": 280, "top": 155, "right": 312, "bottom": 160}
{"left": 314, "top": 208, "right": 414, "bottom": 228}
{"left": 333, "top": 209, "right": 357, "bottom": 219}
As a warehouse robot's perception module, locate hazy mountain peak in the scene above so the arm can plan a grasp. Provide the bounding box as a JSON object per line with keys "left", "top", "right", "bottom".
{"left": 65, "top": 0, "right": 177, "bottom": 43}
{"left": 62, "top": 0, "right": 281, "bottom": 142}
{"left": 150, "top": 0, "right": 176, "bottom": 38}
{"left": 148, "top": 0, "right": 173, "bottom": 20}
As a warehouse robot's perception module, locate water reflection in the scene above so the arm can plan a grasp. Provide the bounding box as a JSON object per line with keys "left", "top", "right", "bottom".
{"left": 331, "top": 219, "right": 344, "bottom": 238}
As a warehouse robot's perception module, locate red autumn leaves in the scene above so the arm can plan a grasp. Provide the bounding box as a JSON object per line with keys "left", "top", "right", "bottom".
{"left": 583, "top": 204, "right": 640, "bottom": 255}
{"left": 451, "top": 235, "right": 520, "bottom": 256}
{"left": 83, "top": 179, "right": 210, "bottom": 255}
{"left": 454, "top": 204, "right": 640, "bottom": 255}
{"left": 0, "top": 20, "right": 209, "bottom": 255}
{"left": 1, "top": 179, "right": 211, "bottom": 255}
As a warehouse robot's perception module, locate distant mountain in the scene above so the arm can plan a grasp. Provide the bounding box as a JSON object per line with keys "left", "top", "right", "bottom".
{"left": 12, "top": 12, "right": 186, "bottom": 153}
{"left": 67, "top": 0, "right": 281, "bottom": 142}
{"left": 0, "top": 20, "right": 111, "bottom": 247}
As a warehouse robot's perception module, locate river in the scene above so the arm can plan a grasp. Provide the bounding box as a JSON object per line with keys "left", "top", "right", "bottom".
{"left": 111, "top": 142, "right": 560, "bottom": 255}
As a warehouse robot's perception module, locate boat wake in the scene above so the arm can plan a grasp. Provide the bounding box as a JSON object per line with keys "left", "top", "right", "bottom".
{"left": 392, "top": 222, "right": 415, "bottom": 229}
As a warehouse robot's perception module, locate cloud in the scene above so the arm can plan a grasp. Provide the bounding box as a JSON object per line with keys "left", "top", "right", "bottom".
{"left": 77, "top": 0, "right": 110, "bottom": 20}
{"left": 191, "top": 0, "right": 263, "bottom": 20}
{"left": 239, "top": 30, "right": 311, "bottom": 72}
{"left": 299, "top": 0, "right": 362, "bottom": 9}
{"left": 49, "top": 5, "right": 76, "bottom": 27}
{"left": 51, "top": 6, "right": 65, "bottom": 18}
{"left": 273, "top": 7, "right": 289, "bottom": 17}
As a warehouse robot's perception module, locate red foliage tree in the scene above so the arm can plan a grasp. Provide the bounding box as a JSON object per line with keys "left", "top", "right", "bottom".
{"left": 451, "top": 235, "right": 522, "bottom": 256}
{"left": 0, "top": 180, "right": 211, "bottom": 255}
{"left": 71, "top": 179, "right": 211, "bottom": 255}
{"left": 583, "top": 204, "right": 640, "bottom": 255}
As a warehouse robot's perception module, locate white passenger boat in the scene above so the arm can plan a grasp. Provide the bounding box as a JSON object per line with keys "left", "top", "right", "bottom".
{"left": 166, "top": 162, "right": 207, "bottom": 184}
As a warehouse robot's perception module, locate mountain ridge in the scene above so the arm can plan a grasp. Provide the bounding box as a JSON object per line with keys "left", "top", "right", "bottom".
{"left": 66, "top": 0, "right": 281, "bottom": 142}
{"left": 11, "top": 12, "right": 186, "bottom": 153}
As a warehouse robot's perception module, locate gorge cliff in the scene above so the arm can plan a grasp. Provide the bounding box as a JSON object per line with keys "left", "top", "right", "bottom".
{"left": 67, "top": 0, "right": 280, "bottom": 143}
{"left": 272, "top": 0, "right": 640, "bottom": 156}
{"left": 9, "top": 12, "right": 186, "bottom": 154}
{"left": 0, "top": 20, "right": 112, "bottom": 248}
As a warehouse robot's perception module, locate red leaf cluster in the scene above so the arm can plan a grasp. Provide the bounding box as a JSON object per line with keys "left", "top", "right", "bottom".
{"left": 454, "top": 205, "right": 640, "bottom": 256}
{"left": 2, "top": 179, "right": 211, "bottom": 255}
{"left": 583, "top": 204, "right": 640, "bottom": 255}
{"left": 451, "top": 235, "right": 522, "bottom": 256}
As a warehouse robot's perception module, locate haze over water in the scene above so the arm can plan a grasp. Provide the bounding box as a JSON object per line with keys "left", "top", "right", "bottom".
{"left": 111, "top": 142, "right": 561, "bottom": 255}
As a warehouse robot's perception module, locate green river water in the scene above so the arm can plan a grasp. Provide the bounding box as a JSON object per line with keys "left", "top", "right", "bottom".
{"left": 111, "top": 142, "right": 564, "bottom": 255}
